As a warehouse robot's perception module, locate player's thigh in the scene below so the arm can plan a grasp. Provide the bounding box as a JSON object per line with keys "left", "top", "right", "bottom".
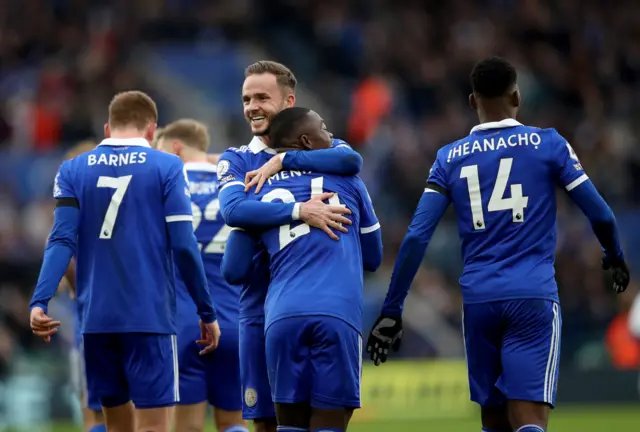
{"left": 239, "top": 321, "right": 276, "bottom": 420}
{"left": 206, "top": 325, "right": 243, "bottom": 414}
{"left": 122, "top": 333, "right": 179, "bottom": 409}
{"left": 82, "top": 333, "right": 130, "bottom": 408}
{"left": 265, "top": 317, "right": 312, "bottom": 405}
{"left": 176, "top": 321, "right": 208, "bottom": 406}
{"left": 307, "top": 316, "right": 361, "bottom": 411}
{"left": 500, "top": 299, "right": 561, "bottom": 407}
{"left": 462, "top": 303, "right": 506, "bottom": 407}
{"left": 174, "top": 402, "right": 207, "bottom": 432}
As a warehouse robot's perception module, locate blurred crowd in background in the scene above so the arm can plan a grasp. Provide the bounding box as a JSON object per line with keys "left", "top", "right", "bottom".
{"left": 0, "top": 0, "right": 640, "bottom": 389}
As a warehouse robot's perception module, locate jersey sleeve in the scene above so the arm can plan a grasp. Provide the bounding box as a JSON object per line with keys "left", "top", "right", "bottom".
{"left": 216, "top": 149, "right": 247, "bottom": 192}
{"left": 282, "top": 139, "right": 363, "bottom": 176}
{"left": 425, "top": 148, "right": 449, "bottom": 196}
{"left": 163, "top": 157, "right": 194, "bottom": 223}
{"left": 548, "top": 129, "right": 589, "bottom": 191}
{"left": 355, "top": 177, "right": 380, "bottom": 235}
{"left": 53, "top": 161, "right": 76, "bottom": 200}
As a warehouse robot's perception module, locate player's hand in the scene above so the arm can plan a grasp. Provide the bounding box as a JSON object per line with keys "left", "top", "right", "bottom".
{"left": 300, "top": 193, "right": 352, "bottom": 240}
{"left": 245, "top": 154, "right": 284, "bottom": 193}
{"left": 197, "top": 319, "right": 221, "bottom": 355}
{"left": 366, "top": 315, "right": 403, "bottom": 366}
{"left": 207, "top": 153, "right": 221, "bottom": 164}
{"left": 30, "top": 307, "right": 61, "bottom": 343}
{"left": 602, "top": 256, "right": 630, "bottom": 293}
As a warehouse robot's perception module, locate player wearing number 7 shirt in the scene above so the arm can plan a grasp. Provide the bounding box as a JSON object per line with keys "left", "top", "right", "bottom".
{"left": 29, "top": 91, "right": 220, "bottom": 432}
{"left": 367, "top": 57, "right": 630, "bottom": 432}
{"left": 155, "top": 119, "right": 248, "bottom": 432}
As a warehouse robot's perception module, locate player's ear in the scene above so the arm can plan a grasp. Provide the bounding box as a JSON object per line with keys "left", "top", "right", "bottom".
{"left": 285, "top": 92, "right": 295, "bottom": 109}
{"left": 512, "top": 88, "right": 521, "bottom": 109}
{"left": 300, "top": 134, "right": 313, "bottom": 150}
{"left": 469, "top": 93, "right": 477, "bottom": 111}
{"left": 172, "top": 140, "right": 183, "bottom": 156}
{"left": 144, "top": 124, "right": 157, "bottom": 143}
{"left": 104, "top": 123, "right": 111, "bottom": 138}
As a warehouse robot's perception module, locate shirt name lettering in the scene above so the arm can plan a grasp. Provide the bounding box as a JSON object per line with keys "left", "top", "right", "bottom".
{"left": 88, "top": 152, "right": 148, "bottom": 167}
{"left": 447, "top": 133, "right": 541, "bottom": 162}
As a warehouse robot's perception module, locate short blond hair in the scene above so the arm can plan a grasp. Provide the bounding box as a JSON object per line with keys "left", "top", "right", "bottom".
{"left": 108, "top": 91, "right": 158, "bottom": 130}
{"left": 65, "top": 140, "right": 96, "bottom": 160}
{"left": 245, "top": 61, "right": 297, "bottom": 92}
{"left": 158, "top": 119, "right": 210, "bottom": 152}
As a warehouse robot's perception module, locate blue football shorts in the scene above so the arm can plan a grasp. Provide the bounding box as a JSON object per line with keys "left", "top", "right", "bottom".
{"left": 83, "top": 333, "right": 179, "bottom": 409}
{"left": 238, "top": 320, "right": 276, "bottom": 419}
{"left": 463, "top": 299, "right": 561, "bottom": 407}
{"left": 69, "top": 343, "right": 102, "bottom": 412}
{"left": 177, "top": 321, "right": 242, "bottom": 411}
{"left": 265, "top": 316, "right": 362, "bottom": 410}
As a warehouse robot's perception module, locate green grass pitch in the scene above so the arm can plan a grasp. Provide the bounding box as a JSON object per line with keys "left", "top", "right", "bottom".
{"left": 48, "top": 405, "right": 640, "bottom": 431}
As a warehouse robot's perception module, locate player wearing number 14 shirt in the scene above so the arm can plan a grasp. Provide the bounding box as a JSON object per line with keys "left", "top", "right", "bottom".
{"left": 367, "top": 58, "right": 630, "bottom": 432}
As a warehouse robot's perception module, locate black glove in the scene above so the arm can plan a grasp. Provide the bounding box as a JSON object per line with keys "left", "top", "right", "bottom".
{"left": 366, "top": 315, "right": 403, "bottom": 366}
{"left": 602, "top": 256, "right": 630, "bottom": 294}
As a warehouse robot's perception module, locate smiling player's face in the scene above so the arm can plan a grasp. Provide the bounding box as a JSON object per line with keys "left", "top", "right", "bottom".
{"left": 242, "top": 73, "right": 294, "bottom": 136}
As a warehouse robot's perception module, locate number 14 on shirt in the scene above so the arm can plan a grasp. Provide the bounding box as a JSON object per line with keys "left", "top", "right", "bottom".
{"left": 460, "top": 157, "right": 529, "bottom": 230}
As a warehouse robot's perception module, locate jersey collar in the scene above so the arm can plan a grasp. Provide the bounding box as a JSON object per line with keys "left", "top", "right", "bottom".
{"left": 470, "top": 118, "right": 522, "bottom": 134}
{"left": 184, "top": 162, "right": 217, "bottom": 173}
{"left": 248, "top": 136, "right": 277, "bottom": 155}
{"left": 98, "top": 137, "right": 151, "bottom": 147}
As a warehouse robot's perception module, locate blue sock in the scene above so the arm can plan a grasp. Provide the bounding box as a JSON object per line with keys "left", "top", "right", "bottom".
{"left": 88, "top": 425, "right": 107, "bottom": 432}
{"left": 223, "top": 426, "right": 250, "bottom": 432}
{"left": 312, "top": 429, "right": 342, "bottom": 432}
{"left": 516, "top": 426, "right": 545, "bottom": 432}
{"left": 277, "top": 427, "right": 308, "bottom": 432}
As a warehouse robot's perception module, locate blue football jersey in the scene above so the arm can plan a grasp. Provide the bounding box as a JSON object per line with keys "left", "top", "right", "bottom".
{"left": 176, "top": 162, "right": 240, "bottom": 329}
{"left": 251, "top": 171, "right": 379, "bottom": 333}
{"left": 217, "top": 137, "right": 355, "bottom": 323}
{"left": 217, "top": 137, "right": 275, "bottom": 324}
{"left": 427, "top": 119, "right": 587, "bottom": 303}
{"left": 53, "top": 137, "right": 194, "bottom": 334}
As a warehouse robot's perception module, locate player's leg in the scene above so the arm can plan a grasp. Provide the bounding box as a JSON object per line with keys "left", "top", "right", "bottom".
{"left": 84, "top": 386, "right": 106, "bottom": 432}
{"left": 264, "top": 317, "right": 312, "bottom": 430}
{"left": 206, "top": 325, "right": 248, "bottom": 432}
{"left": 306, "top": 317, "right": 361, "bottom": 432}
{"left": 174, "top": 321, "right": 208, "bottom": 432}
{"left": 83, "top": 333, "right": 135, "bottom": 432}
{"left": 174, "top": 403, "right": 207, "bottom": 432}
{"left": 124, "top": 333, "right": 179, "bottom": 432}
{"left": 500, "top": 300, "right": 561, "bottom": 431}
{"left": 462, "top": 303, "right": 511, "bottom": 432}
{"left": 239, "top": 321, "right": 278, "bottom": 432}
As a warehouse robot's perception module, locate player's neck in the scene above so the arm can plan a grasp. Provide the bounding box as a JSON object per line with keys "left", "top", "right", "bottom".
{"left": 478, "top": 112, "right": 516, "bottom": 124}
{"left": 477, "top": 105, "right": 516, "bottom": 124}
{"left": 109, "top": 130, "right": 148, "bottom": 140}
{"left": 180, "top": 150, "right": 209, "bottom": 164}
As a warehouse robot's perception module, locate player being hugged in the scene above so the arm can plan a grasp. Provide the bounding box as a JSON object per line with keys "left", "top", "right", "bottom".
{"left": 367, "top": 57, "right": 630, "bottom": 432}
{"left": 222, "top": 107, "right": 383, "bottom": 432}
{"left": 217, "top": 61, "right": 364, "bottom": 432}
{"left": 155, "top": 120, "right": 247, "bottom": 432}
{"left": 29, "top": 91, "right": 220, "bottom": 432}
